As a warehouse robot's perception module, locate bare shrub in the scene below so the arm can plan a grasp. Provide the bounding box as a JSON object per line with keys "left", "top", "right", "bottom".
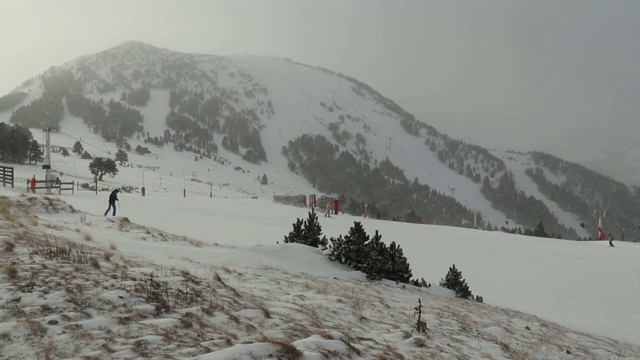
{"left": 89, "top": 257, "right": 100, "bottom": 269}
{"left": 33, "top": 236, "right": 93, "bottom": 264}
{"left": 83, "top": 232, "right": 93, "bottom": 241}
{"left": 133, "top": 274, "right": 171, "bottom": 315}
{"left": 109, "top": 241, "right": 117, "bottom": 250}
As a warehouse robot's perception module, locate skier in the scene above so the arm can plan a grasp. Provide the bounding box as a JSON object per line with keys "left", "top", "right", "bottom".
{"left": 324, "top": 202, "right": 332, "bottom": 218}
{"left": 104, "top": 189, "right": 119, "bottom": 216}
{"left": 608, "top": 233, "right": 614, "bottom": 248}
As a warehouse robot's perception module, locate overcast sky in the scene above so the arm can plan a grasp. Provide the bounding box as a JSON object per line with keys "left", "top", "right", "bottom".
{"left": 2, "top": 0, "right": 640, "bottom": 155}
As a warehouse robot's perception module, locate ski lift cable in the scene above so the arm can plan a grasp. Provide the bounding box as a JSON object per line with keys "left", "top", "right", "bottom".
{"left": 57, "top": 129, "right": 216, "bottom": 191}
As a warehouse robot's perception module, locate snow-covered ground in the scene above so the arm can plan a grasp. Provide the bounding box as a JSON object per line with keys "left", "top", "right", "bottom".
{"left": 1, "top": 135, "right": 640, "bottom": 358}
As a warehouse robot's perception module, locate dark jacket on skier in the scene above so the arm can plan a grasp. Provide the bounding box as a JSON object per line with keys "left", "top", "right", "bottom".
{"left": 109, "top": 189, "right": 119, "bottom": 202}
{"left": 608, "top": 234, "right": 614, "bottom": 247}
{"left": 104, "top": 189, "right": 119, "bottom": 216}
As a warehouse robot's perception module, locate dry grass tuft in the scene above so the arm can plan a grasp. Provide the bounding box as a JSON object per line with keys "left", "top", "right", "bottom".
{"left": 0, "top": 197, "right": 12, "bottom": 220}
{"left": 45, "top": 223, "right": 64, "bottom": 231}
{"left": 5, "top": 265, "right": 18, "bottom": 280}
{"left": 4, "top": 240, "right": 15, "bottom": 252}
{"left": 132, "top": 339, "right": 151, "bottom": 358}
{"left": 257, "top": 336, "right": 304, "bottom": 359}
{"left": 109, "top": 241, "right": 117, "bottom": 250}
{"left": 14, "top": 230, "right": 29, "bottom": 241}
{"left": 33, "top": 235, "right": 94, "bottom": 264}
{"left": 89, "top": 257, "right": 100, "bottom": 269}
{"left": 83, "top": 232, "right": 93, "bottom": 241}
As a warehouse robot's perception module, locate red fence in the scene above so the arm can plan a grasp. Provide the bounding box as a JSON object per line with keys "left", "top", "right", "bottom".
{"left": 273, "top": 194, "right": 307, "bottom": 207}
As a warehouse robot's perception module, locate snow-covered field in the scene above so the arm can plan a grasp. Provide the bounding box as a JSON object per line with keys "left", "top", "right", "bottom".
{"left": 1, "top": 137, "right": 640, "bottom": 358}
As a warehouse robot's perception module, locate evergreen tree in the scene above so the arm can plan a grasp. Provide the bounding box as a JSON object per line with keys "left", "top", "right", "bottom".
{"left": 532, "top": 221, "right": 548, "bottom": 238}
{"left": 60, "top": 147, "right": 70, "bottom": 157}
{"left": 72, "top": 141, "right": 84, "bottom": 154}
{"left": 385, "top": 241, "right": 412, "bottom": 283}
{"left": 283, "top": 218, "right": 304, "bottom": 244}
{"left": 364, "top": 230, "right": 388, "bottom": 280}
{"left": 301, "top": 210, "right": 328, "bottom": 248}
{"left": 338, "top": 221, "right": 371, "bottom": 273}
{"left": 88, "top": 157, "right": 118, "bottom": 178}
{"left": 440, "top": 264, "right": 473, "bottom": 299}
{"left": 81, "top": 150, "right": 93, "bottom": 160}
{"left": 115, "top": 149, "right": 128, "bottom": 164}
{"left": 283, "top": 210, "right": 328, "bottom": 248}
{"left": 27, "top": 139, "right": 44, "bottom": 164}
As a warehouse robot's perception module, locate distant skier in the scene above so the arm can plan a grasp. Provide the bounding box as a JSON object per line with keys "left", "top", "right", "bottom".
{"left": 104, "top": 189, "right": 119, "bottom": 216}
{"left": 324, "top": 202, "right": 332, "bottom": 218}
{"left": 608, "top": 233, "right": 614, "bottom": 248}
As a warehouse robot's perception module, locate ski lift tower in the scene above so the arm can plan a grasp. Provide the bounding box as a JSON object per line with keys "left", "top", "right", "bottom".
{"left": 43, "top": 127, "right": 52, "bottom": 194}
{"left": 593, "top": 209, "right": 607, "bottom": 239}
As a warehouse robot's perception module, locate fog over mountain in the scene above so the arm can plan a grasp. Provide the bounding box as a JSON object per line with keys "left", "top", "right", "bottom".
{"left": 2, "top": 0, "right": 640, "bottom": 183}
{"left": 4, "top": 40, "right": 640, "bottom": 242}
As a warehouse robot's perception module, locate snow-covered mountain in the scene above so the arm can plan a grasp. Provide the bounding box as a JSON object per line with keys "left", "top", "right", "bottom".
{"left": 2, "top": 41, "right": 639, "bottom": 240}
{"left": 2, "top": 43, "right": 640, "bottom": 356}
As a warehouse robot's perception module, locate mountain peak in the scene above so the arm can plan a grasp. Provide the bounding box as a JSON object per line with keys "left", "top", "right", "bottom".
{"left": 101, "top": 41, "right": 174, "bottom": 58}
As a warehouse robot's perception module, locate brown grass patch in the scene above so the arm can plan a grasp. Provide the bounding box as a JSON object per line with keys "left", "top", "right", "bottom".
{"left": 132, "top": 339, "right": 151, "bottom": 358}
{"left": 257, "top": 336, "right": 304, "bottom": 359}
{"left": 0, "top": 197, "right": 12, "bottom": 220}
{"left": 5, "top": 265, "right": 18, "bottom": 280}
{"left": 4, "top": 241, "right": 15, "bottom": 252}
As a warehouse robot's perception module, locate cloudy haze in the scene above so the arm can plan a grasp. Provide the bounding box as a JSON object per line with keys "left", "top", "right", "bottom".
{"left": 2, "top": 0, "right": 640, "bottom": 160}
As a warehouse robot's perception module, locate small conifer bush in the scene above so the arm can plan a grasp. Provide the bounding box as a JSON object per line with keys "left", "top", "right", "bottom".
{"left": 439, "top": 264, "right": 473, "bottom": 300}
{"left": 283, "top": 210, "right": 328, "bottom": 249}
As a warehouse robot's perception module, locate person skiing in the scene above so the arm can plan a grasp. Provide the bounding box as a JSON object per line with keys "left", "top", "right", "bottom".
{"left": 104, "top": 189, "right": 119, "bottom": 216}
{"left": 608, "top": 233, "right": 614, "bottom": 248}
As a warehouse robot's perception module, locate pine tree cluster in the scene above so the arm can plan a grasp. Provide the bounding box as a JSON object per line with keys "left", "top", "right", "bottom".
{"left": 439, "top": 264, "right": 473, "bottom": 300}
{"left": 283, "top": 210, "right": 328, "bottom": 249}
{"left": 282, "top": 216, "right": 482, "bottom": 298}
{"left": 328, "top": 221, "right": 412, "bottom": 283}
